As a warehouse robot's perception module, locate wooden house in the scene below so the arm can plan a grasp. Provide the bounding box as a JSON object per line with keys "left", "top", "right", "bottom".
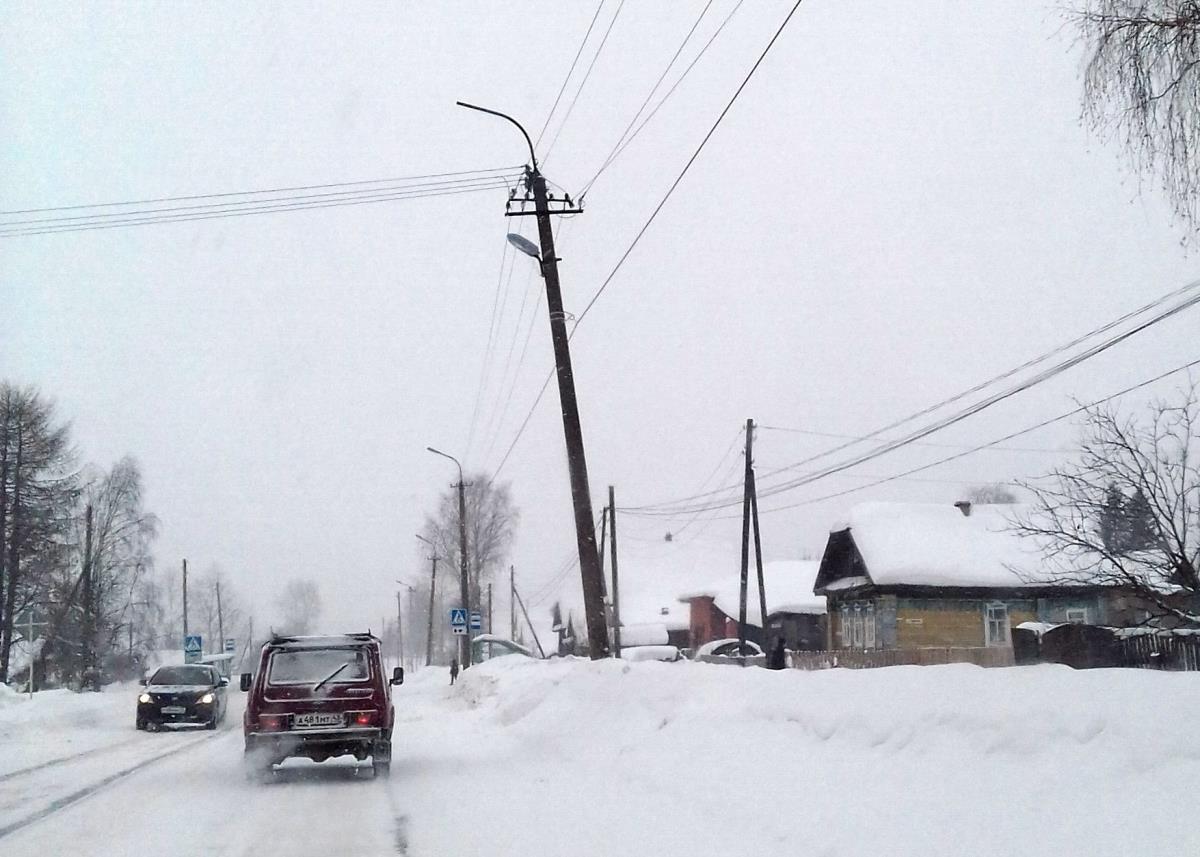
{"left": 814, "top": 501, "right": 1116, "bottom": 652}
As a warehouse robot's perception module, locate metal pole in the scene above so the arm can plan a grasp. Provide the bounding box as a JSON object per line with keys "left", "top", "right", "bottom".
{"left": 426, "top": 555, "right": 437, "bottom": 666}
{"left": 215, "top": 579, "right": 224, "bottom": 657}
{"left": 396, "top": 590, "right": 404, "bottom": 669}
{"left": 181, "top": 558, "right": 189, "bottom": 640}
{"left": 427, "top": 447, "right": 472, "bottom": 669}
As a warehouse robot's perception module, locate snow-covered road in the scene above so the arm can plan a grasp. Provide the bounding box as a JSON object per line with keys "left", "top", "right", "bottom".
{"left": 2, "top": 659, "right": 1198, "bottom": 856}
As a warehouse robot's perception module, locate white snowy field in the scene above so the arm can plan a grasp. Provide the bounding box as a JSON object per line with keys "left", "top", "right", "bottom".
{"left": 2, "top": 659, "right": 1198, "bottom": 856}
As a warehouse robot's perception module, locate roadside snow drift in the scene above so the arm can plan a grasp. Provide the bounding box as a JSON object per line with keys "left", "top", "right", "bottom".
{"left": 395, "top": 657, "right": 1200, "bottom": 857}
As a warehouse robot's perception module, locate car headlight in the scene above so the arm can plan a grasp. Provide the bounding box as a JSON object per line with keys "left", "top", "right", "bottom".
{"left": 200, "top": 692, "right": 215, "bottom": 704}
{"left": 138, "top": 693, "right": 151, "bottom": 704}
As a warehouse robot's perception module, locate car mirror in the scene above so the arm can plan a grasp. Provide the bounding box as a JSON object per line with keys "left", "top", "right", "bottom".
{"left": 139, "top": 677, "right": 148, "bottom": 686}
{"left": 391, "top": 666, "right": 404, "bottom": 686}
{"left": 218, "top": 677, "right": 229, "bottom": 687}
{"left": 239, "top": 673, "right": 252, "bottom": 692}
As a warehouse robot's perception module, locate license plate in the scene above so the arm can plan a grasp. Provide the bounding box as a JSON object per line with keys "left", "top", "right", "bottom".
{"left": 293, "top": 712, "right": 343, "bottom": 728}
{"left": 161, "top": 706, "right": 186, "bottom": 714}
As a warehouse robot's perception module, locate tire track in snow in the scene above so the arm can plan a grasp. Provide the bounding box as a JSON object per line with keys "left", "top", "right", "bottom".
{"left": 0, "top": 736, "right": 143, "bottom": 783}
{"left": 0, "top": 731, "right": 219, "bottom": 840}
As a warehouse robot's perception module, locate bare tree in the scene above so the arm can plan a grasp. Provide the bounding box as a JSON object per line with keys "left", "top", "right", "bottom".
{"left": 1072, "top": 1, "right": 1200, "bottom": 229}
{"left": 1015, "top": 383, "right": 1199, "bottom": 625}
{"left": 966, "top": 483, "right": 1020, "bottom": 504}
{"left": 275, "top": 578, "right": 322, "bottom": 635}
{"left": 421, "top": 476, "right": 518, "bottom": 613}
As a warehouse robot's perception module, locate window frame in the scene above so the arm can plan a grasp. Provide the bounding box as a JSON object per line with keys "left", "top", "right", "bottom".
{"left": 984, "top": 602, "right": 1010, "bottom": 647}
{"left": 1065, "top": 607, "right": 1089, "bottom": 625}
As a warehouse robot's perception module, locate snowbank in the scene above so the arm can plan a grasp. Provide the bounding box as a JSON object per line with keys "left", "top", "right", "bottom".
{"left": 394, "top": 656, "right": 1200, "bottom": 857}
{"left": 0, "top": 683, "right": 140, "bottom": 776}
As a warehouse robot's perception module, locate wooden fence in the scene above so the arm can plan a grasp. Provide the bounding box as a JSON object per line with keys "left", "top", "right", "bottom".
{"left": 787, "top": 646, "right": 1014, "bottom": 671}
{"left": 1116, "top": 633, "right": 1200, "bottom": 671}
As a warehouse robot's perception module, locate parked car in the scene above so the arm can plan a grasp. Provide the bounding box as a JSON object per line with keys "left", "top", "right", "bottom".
{"left": 693, "top": 638, "right": 764, "bottom": 659}
{"left": 621, "top": 645, "right": 685, "bottom": 662}
{"left": 137, "top": 663, "right": 228, "bottom": 731}
{"left": 241, "top": 632, "right": 402, "bottom": 780}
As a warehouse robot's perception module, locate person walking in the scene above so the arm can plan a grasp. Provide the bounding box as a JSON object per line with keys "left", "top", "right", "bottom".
{"left": 449, "top": 657, "right": 459, "bottom": 685}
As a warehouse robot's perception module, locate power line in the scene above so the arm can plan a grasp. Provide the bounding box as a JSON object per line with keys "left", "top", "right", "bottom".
{"left": 625, "top": 278, "right": 1200, "bottom": 513}
{"left": 491, "top": 0, "right": 805, "bottom": 475}
{"left": 534, "top": 1, "right": 608, "bottom": 151}
{"left": 757, "top": 424, "right": 1068, "bottom": 453}
{"left": 0, "top": 180, "right": 513, "bottom": 238}
{"left": 541, "top": 0, "right": 627, "bottom": 166}
{"left": 0, "top": 165, "right": 523, "bottom": 216}
{"left": 704, "top": 356, "right": 1200, "bottom": 520}
{"left": 631, "top": 297, "right": 1200, "bottom": 519}
{"left": 580, "top": 0, "right": 746, "bottom": 196}
{"left": 584, "top": 0, "right": 717, "bottom": 190}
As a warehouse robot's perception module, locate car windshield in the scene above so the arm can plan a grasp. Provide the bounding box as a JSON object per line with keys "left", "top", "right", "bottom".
{"left": 149, "top": 666, "right": 211, "bottom": 686}
{"left": 267, "top": 649, "right": 370, "bottom": 685}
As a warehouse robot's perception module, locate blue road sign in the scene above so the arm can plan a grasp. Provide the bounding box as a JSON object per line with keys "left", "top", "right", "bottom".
{"left": 184, "top": 634, "right": 202, "bottom": 664}
{"left": 469, "top": 611, "right": 482, "bottom": 630}
{"left": 449, "top": 608, "right": 467, "bottom": 627}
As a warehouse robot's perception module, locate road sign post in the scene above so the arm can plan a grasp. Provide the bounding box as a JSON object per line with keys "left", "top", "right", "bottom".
{"left": 184, "top": 634, "right": 203, "bottom": 664}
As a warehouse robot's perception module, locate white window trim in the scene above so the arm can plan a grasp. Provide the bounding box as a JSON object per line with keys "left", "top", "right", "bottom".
{"left": 984, "top": 602, "right": 1010, "bottom": 647}
{"left": 1065, "top": 607, "right": 1089, "bottom": 625}
{"left": 863, "top": 605, "right": 876, "bottom": 650}
{"left": 840, "top": 606, "right": 851, "bottom": 648}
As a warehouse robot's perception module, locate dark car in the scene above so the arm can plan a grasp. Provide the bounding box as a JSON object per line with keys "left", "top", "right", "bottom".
{"left": 137, "top": 664, "right": 228, "bottom": 730}
{"left": 241, "top": 632, "right": 402, "bottom": 780}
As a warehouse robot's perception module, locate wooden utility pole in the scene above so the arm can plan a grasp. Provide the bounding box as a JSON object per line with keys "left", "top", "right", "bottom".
{"left": 457, "top": 101, "right": 609, "bottom": 659}
{"left": 181, "top": 558, "right": 189, "bottom": 640}
{"left": 512, "top": 583, "right": 546, "bottom": 658}
{"left": 749, "top": 469, "right": 768, "bottom": 650}
{"left": 487, "top": 583, "right": 493, "bottom": 635}
{"left": 738, "top": 419, "right": 754, "bottom": 655}
{"left": 425, "top": 553, "right": 438, "bottom": 667}
{"left": 455, "top": 477, "right": 471, "bottom": 668}
{"left": 609, "top": 487, "right": 622, "bottom": 658}
{"left": 215, "top": 579, "right": 225, "bottom": 657}
{"left": 81, "top": 505, "right": 95, "bottom": 688}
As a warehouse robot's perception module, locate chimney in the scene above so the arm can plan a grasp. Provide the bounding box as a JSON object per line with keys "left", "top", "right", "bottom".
{"left": 954, "top": 500, "right": 972, "bottom": 517}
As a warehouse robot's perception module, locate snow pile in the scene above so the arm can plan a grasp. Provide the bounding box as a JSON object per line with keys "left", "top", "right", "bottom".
{"left": 840, "top": 501, "right": 1047, "bottom": 587}
{"left": 0, "top": 683, "right": 139, "bottom": 776}
{"left": 680, "top": 559, "right": 824, "bottom": 624}
{"left": 394, "top": 656, "right": 1200, "bottom": 857}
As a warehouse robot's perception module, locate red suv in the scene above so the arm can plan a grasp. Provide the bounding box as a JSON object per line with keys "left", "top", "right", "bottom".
{"left": 241, "top": 632, "right": 402, "bottom": 779}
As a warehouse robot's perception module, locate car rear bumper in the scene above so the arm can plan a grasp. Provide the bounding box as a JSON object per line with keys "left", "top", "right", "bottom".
{"left": 244, "top": 727, "right": 386, "bottom": 761}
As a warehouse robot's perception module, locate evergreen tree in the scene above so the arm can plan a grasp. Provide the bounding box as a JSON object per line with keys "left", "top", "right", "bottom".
{"left": 1124, "top": 488, "right": 1157, "bottom": 552}
{"left": 1098, "top": 483, "right": 1128, "bottom": 553}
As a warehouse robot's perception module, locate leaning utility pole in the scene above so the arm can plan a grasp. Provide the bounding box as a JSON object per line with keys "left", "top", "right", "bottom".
{"left": 738, "top": 420, "right": 754, "bottom": 654}
{"left": 609, "top": 487, "right": 622, "bottom": 658}
{"left": 512, "top": 583, "right": 546, "bottom": 659}
{"left": 749, "top": 468, "right": 768, "bottom": 650}
{"left": 509, "top": 566, "right": 517, "bottom": 641}
{"left": 457, "top": 101, "right": 610, "bottom": 659}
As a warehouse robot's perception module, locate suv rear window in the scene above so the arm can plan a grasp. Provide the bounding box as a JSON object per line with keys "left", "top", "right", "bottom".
{"left": 267, "top": 648, "right": 371, "bottom": 685}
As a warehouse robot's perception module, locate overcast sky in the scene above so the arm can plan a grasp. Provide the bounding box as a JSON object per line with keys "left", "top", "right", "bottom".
{"left": 2, "top": 1, "right": 1195, "bottom": 636}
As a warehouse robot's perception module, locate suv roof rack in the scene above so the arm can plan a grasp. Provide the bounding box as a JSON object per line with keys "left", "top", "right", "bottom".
{"left": 268, "top": 632, "right": 380, "bottom": 647}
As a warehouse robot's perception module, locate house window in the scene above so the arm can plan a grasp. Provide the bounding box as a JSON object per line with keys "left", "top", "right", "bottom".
{"left": 863, "top": 604, "right": 876, "bottom": 649}
{"left": 851, "top": 605, "right": 864, "bottom": 648}
{"left": 840, "top": 606, "right": 851, "bottom": 648}
{"left": 1065, "top": 608, "right": 1089, "bottom": 625}
{"left": 984, "top": 602, "right": 1010, "bottom": 647}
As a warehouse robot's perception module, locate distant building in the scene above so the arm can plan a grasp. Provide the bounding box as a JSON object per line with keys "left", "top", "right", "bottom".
{"left": 680, "top": 560, "right": 827, "bottom": 651}
{"left": 814, "top": 501, "right": 1123, "bottom": 652}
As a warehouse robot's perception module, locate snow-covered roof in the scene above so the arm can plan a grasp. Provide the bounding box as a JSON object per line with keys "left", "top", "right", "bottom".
{"left": 826, "top": 501, "right": 1046, "bottom": 589}
{"left": 679, "top": 560, "right": 825, "bottom": 624}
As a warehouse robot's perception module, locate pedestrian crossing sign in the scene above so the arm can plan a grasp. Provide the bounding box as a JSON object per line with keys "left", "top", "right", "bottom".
{"left": 449, "top": 608, "right": 468, "bottom": 627}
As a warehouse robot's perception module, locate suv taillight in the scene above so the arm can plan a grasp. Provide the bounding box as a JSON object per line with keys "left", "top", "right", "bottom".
{"left": 352, "top": 711, "right": 376, "bottom": 727}
{"left": 259, "top": 714, "right": 287, "bottom": 732}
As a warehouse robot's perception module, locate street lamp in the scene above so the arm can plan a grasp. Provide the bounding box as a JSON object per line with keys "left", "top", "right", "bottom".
{"left": 456, "top": 101, "right": 609, "bottom": 659}
{"left": 427, "top": 446, "right": 472, "bottom": 668}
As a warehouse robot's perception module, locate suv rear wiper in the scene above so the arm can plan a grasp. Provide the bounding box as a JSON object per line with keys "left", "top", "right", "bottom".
{"left": 312, "top": 662, "right": 350, "bottom": 692}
